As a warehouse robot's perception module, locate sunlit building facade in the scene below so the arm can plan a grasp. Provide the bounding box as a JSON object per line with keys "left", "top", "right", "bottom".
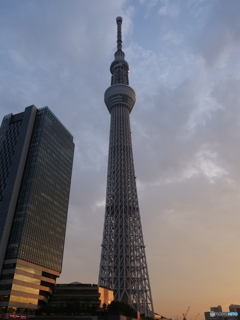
{"left": 0, "top": 105, "right": 74, "bottom": 316}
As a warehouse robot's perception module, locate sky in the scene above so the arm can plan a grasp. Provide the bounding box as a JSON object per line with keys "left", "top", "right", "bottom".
{"left": 1, "top": 0, "right": 240, "bottom": 318}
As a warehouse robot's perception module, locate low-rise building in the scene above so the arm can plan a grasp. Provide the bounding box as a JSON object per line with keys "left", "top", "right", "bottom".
{"left": 211, "top": 307, "right": 223, "bottom": 313}
{"left": 229, "top": 306, "right": 240, "bottom": 313}
{"left": 47, "top": 282, "right": 113, "bottom": 311}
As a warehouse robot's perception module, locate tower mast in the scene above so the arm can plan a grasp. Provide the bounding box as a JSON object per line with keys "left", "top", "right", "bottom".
{"left": 98, "top": 17, "right": 154, "bottom": 317}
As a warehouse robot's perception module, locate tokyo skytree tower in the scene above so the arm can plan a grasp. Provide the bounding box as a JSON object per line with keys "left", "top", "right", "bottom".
{"left": 98, "top": 17, "right": 154, "bottom": 317}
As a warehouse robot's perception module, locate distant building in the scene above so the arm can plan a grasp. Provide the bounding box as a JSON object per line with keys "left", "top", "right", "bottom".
{"left": 205, "top": 312, "right": 221, "bottom": 320}
{"left": 47, "top": 283, "right": 114, "bottom": 309}
{"left": 205, "top": 305, "right": 239, "bottom": 320}
{"left": 211, "top": 306, "right": 222, "bottom": 312}
{"left": 229, "top": 306, "right": 240, "bottom": 312}
{"left": 0, "top": 105, "right": 74, "bottom": 317}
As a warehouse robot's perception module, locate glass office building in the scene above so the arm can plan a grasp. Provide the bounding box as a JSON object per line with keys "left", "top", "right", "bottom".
{"left": 0, "top": 105, "right": 74, "bottom": 316}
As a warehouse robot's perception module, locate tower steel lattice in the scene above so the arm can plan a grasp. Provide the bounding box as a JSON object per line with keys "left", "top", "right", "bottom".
{"left": 98, "top": 17, "right": 154, "bottom": 317}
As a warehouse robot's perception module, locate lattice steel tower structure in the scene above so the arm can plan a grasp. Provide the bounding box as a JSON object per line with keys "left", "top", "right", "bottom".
{"left": 98, "top": 17, "right": 154, "bottom": 317}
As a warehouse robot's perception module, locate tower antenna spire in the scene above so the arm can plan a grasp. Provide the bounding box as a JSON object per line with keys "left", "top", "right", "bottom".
{"left": 116, "top": 16, "right": 123, "bottom": 51}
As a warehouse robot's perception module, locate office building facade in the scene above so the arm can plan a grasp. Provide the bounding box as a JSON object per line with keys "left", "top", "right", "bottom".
{"left": 0, "top": 105, "right": 74, "bottom": 316}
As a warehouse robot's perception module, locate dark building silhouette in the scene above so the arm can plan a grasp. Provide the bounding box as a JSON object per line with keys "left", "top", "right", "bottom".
{"left": 46, "top": 282, "right": 114, "bottom": 311}
{"left": 98, "top": 17, "right": 154, "bottom": 317}
{"left": 0, "top": 105, "right": 74, "bottom": 316}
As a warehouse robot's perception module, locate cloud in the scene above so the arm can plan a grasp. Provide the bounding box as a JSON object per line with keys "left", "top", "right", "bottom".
{"left": 190, "top": 0, "right": 240, "bottom": 68}
{"left": 158, "top": 0, "right": 179, "bottom": 18}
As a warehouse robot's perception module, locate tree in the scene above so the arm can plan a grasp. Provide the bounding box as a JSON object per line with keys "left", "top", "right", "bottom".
{"left": 108, "top": 301, "right": 137, "bottom": 317}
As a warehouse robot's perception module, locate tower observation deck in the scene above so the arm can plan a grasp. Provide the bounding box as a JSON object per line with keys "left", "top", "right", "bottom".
{"left": 98, "top": 17, "right": 154, "bottom": 317}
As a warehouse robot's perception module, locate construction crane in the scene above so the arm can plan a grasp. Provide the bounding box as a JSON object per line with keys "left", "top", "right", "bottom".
{"left": 193, "top": 313, "right": 200, "bottom": 320}
{"left": 183, "top": 306, "right": 190, "bottom": 320}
